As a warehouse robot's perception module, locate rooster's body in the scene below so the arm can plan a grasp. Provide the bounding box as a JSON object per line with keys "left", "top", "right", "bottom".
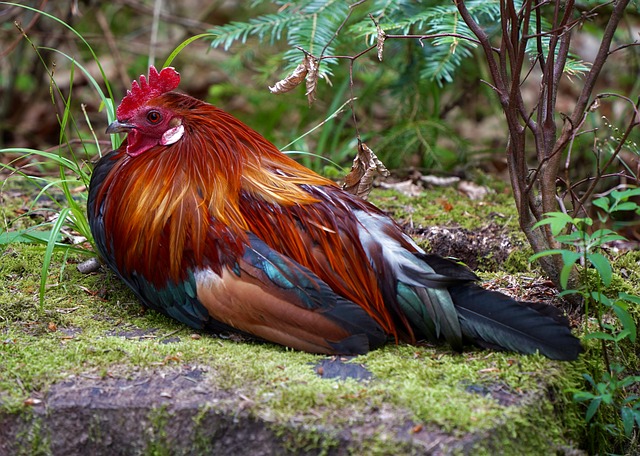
{"left": 88, "top": 67, "right": 581, "bottom": 360}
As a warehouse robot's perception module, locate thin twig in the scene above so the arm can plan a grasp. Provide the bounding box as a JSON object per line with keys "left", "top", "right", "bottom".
{"left": 384, "top": 33, "right": 487, "bottom": 49}
{"left": 95, "top": 9, "right": 130, "bottom": 88}
{"left": 578, "top": 95, "right": 640, "bottom": 206}
{"left": 454, "top": 0, "right": 505, "bottom": 101}
{"left": 148, "top": 0, "right": 163, "bottom": 68}
{"left": 608, "top": 41, "right": 640, "bottom": 56}
{"left": 0, "top": 0, "right": 48, "bottom": 59}
{"left": 319, "top": 0, "right": 367, "bottom": 60}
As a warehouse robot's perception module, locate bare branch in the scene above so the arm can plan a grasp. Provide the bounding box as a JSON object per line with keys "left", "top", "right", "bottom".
{"left": 609, "top": 40, "right": 640, "bottom": 56}
{"left": 383, "top": 33, "right": 485, "bottom": 48}
{"left": 578, "top": 94, "right": 640, "bottom": 206}
{"left": 319, "top": 0, "right": 368, "bottom": 60}
{"left": 567, "top": 0, "right": 631, "bottom": 131}
{"left": 454, "top": 0, "right": 506, "bottom": 100}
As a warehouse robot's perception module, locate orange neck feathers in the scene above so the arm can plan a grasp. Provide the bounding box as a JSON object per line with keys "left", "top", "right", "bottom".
{"left": 95, "top": 93, "right": 335, "bottom": 284}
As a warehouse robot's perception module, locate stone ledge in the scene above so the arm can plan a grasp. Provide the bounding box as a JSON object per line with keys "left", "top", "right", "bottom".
{"left": 1, "top": 363, "right": 582, "bottom": 455}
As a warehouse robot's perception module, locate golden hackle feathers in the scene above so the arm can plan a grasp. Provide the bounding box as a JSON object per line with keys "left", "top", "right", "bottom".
{"left": 95, "top": 93, "right": 332, "bottom": 282}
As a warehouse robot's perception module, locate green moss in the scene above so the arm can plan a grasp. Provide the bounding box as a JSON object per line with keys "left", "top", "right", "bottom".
{"left": 270, "top": 423, "right": 340, "bottom": 455}
{"left": 367, "top": 183, "right": 520, "bottom": 232}
{"left": 503, "top": 246, "right": 537, "bottom": 274}
{"left": 145, "top": 405, "right": 171, "bottom": 456}
{"left": 614, "top": 250, "right": 640, "bottom": 290}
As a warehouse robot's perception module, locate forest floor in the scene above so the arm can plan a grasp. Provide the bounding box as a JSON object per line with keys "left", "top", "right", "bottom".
{"left": 0, "top": 173, "right": 604, "bottom": 455}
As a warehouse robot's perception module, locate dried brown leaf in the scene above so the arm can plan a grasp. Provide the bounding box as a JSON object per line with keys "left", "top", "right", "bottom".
{"left": 342, "top": 141, "right": 389, "bottom": 199}
{"left": 305, "top": 54, "right": 319, "bottom": 105}
{"left": 420, "top": 175, "right": 461, "bottom": 187}
{"left": 376, "top": 23, "right": 386, "bottom": 61}
{"left": 269, "top": 62, "right": 308, "bottom": 94}
{"left": 457, "top": 181, "right": 490, "bottom": 201}
{"left": 379, "top": 179, "right": 423, "bottom": 198}
{"left": 23, "top": 397, "right": 42, "bottom": 406}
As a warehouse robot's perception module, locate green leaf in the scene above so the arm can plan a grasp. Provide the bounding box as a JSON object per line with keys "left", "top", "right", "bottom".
{"left": 589, "top": 292, "right": 612, "bottom": 306}
{"left": 561, "top": 250, "right": 582, "bottom": 266}
{"left": 533, "top": 212, "right": 574, "bottom": 236}
{"left": 621, "top": 407, "right": 635, "bottom": 437}
{"left": 613, "top": 201, "right": 639, "bottom": 212}
{"left": 585, "top": 397, "right": 602, "bottom": 422}
{"left": 612, "top": 304, "right": 637, "bottom": 342}
{"left": 573, "top": 391, "right": 595, "bottom": 402}
{"left": 622, "top": 395, "right": 640, "bottom": 404}
{"left": 582, "top": 373, "right": 596, "bottom": 387}
{"left": 611, "top": 188, "right": 640, "bottom": 201}
{"left": 613, "top": 330, "right": 631, "bottom": 342}
{"left": 620, "top": 293, "right": 640, "bottom": 303}
{"left": 559, "top": 250, "right": 581, "bottom": 289}
{"left": 590, "top": 229, "right": 627, "bottom": 245}
{"left": 558, "top": 289, "right": 581, "bottom": 297}
{"left": 583, "top": 332, "right": 617, "bottom": 341}
{"left": 587, "top": 252, "right": 612, "bottom": 286}
{"left": 556, "top": 231, "right": 586, "bottom": 244}
{"left": 529, "top": 249, "right": 565, "bottom": 262}
{"left": 592, "top": 197, "right": 610, "bottom": 211}
{"left": 163, "top": 33, "right": 217, "bottom": 68}
{"left": 0, "top": 230, "right": 62, "bottom": 244}
{"left": 39, "top": 207, "right": 72, "bottom": 308}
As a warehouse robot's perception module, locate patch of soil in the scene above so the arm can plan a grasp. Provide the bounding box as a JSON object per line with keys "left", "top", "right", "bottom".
{"left": 410, "top": 222, "right": 523, "bottom": 270}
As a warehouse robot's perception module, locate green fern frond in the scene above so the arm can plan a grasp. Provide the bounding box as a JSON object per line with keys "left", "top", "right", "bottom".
{"left": 209, "top": 11, "right": 301, "bottom": 49}
{"left": 210, "top": 0, "right": 348, "bottom": 75}
{"left": 209, "top": 0, "right": 588, "bottom": 89}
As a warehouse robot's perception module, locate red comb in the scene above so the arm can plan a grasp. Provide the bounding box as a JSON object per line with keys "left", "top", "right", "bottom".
{"left": 116, "top": 66, "right": 180, "bottom": 119}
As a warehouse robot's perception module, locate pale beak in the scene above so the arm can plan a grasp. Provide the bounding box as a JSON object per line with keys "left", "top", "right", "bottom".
{"left": 106, "top": 120, "right": 135, "bottom": 134}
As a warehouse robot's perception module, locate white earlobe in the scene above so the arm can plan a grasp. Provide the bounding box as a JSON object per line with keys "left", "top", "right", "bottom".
{"left": 161, "top": 124, "right": 185, "bottom": 145}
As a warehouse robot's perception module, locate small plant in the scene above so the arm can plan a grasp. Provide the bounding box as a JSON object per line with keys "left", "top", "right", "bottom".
{"left": 531, "top": 188, "right": 640, "bottom": 454}
{"left": 0, "top": 4, "right": 119, "bottom": 308}
{"left": 0, "top": 3, "right": 210, "bottom": 309}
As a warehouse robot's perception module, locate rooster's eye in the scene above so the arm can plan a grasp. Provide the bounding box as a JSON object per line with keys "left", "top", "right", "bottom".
{"left": 146, "top": 110, "right": 162, "bottom": 124}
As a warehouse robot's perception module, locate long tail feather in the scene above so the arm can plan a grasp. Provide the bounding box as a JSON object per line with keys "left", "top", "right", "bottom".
{"left": 450, "top": 284, "right": 582, "bottom": 361}
{"left": 401, "top": 254, "right": 582, "bottom": 361}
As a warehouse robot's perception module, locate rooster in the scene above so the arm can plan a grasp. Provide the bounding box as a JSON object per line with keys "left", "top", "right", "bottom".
{"left": 88, "top": 66, "right": 581, "bottom": 360}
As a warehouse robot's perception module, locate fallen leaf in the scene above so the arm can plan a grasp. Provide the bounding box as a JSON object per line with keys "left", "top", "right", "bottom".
{"left": 437, "top": 198, "right": 453, "bottom": 212}
{"left": 458, "top": 181, "right": 490, "bottom": 201}
{"left": 379, "top": 180, "right": 423, "bottom": 198}
{"left": 375, "top": 19, "right": 386, "bottom": 61}
{"left": 420, "top": 175, "right": 461, "bottom": 187}
{"left": 24, "top": 398, "right": 42, "bottom": 406}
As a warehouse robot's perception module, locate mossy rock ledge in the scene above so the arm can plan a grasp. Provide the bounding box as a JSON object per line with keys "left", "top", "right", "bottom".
{"left": 0, "top": 359, "right": 584, "bottom": 456}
